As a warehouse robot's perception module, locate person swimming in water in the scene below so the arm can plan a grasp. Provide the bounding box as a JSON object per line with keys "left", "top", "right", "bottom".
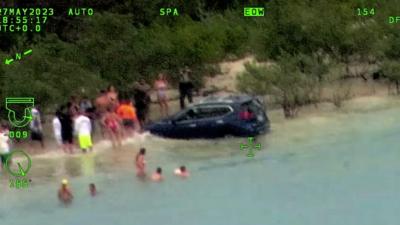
{"left": 151, "top": 167, "right": 163, "bottom": 182}
{"left": 89, "top": 183, "right": 97, "bottom": 197}
{"left": 135, "top": 148, "right": 146, "bottom": 177}
{"left": 174, "top": 165, "right": 190, "bottom": 178}
{"left": 58, "top": 179, "right": 73, "bottom": 205}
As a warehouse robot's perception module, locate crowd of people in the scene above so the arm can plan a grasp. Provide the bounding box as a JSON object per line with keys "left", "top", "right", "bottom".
{"left": 49, "top": 84, "right": 143, "bottom": 153}
{"left": 0, "top": 69, "right": 196, "bottom": 159}
{"left": 10, "top": 69, "right": 194, "bottom": 154}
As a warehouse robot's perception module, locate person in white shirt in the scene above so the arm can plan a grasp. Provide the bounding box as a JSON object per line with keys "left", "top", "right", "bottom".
{"left": 0, "top": 125, "right": 11, "bottom": 169}
{"left": 52, "top": 111, "right": 63, "bottom": 147}
{"left": 30, "top": 107, "right": 44, "bottom": 149}
{"left": 74, "top": 112, "right": 93, "bottom": 153}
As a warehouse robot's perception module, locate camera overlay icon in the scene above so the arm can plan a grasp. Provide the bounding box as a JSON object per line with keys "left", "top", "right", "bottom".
{"left": 5, "top": 97, "right": 35, "bottom": 128}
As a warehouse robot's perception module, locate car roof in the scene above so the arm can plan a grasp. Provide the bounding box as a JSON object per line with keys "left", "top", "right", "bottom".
{"left": 196, "top": 94, "right": 254, "bottom": 106}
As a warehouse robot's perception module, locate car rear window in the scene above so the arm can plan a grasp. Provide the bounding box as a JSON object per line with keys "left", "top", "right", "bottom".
{"left": 241, "top": 100, "right": 264, "bottom": 114}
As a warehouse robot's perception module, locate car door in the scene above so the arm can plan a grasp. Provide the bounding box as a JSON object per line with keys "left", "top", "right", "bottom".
{"left": 191, "top": 105, "right": 233, "bottom": 138}
{"left": 172, "top": 108, "right": 199, "bottom": 138}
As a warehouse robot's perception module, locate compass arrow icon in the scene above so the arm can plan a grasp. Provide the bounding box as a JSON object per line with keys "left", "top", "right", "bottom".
{"left": 4, "top": 58, "right": 14, "bottom": 65}
{"left": 17, "top": 163, "right": 26, "bottom": 177}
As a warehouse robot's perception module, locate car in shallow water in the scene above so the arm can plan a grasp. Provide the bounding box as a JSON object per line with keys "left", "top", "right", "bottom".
{"left": 146, "top": 95, "right": 270, "bottom": 139}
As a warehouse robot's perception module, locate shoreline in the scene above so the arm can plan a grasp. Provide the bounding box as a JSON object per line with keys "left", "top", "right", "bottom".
{"left": 12, "top": 92, "right": 399, "bottom": 159}
{"left": 10, "top": 56, "right": 400, "bottom": 156}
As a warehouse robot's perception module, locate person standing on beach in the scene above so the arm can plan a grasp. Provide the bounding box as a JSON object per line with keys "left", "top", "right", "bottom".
{"left": 80, "top": 96, "right": 96, "bottom": 136}
{"left": 107, "top": 85, "right": 119, "bottom": 110}
{"left": 135, "top": 148, "right": 146, "bottom": 177}
{"left": 0, "top": 124, "right": 11, "bottom": 170}
{"left": 179, "top": 67, "right": 194, "bottom": 109}
{"left": 116, "top": 99, "right": 139, "bottom": 136}
{"left": 74, "top": 111, "right": 93, "bottom": 153}
{"left": 52, "top": 111, "right": 63, "bottom": 147}
{"left": 102, "top": 108, "right": 122, "bottom": 148}
{"left": 95, "top": 90, "right": 109, "bottom": 138}
{"left": 30, "top": 106, "right": 45, "bottom": 150}
{"left": 95, "top": 90, "right": 109, "bottom": 114}
{"left": 154, "top": 73, "right": 169, "bottom": 117}
{"left": 69, "top": 96, "right": 80, "bottom": 117}
{"left": 79, "top": 96, "right": 93, "bottom": 114}
{"left": 59, "top": 106, "right": 74, "bottom": 154}
{"left": 133, "top": 79, "right": 151, "bottom": 128}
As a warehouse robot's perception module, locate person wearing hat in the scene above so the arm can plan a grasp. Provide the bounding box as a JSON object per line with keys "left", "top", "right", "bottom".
{"left": 58, "top": 179, "right": 73, "bottom": 205}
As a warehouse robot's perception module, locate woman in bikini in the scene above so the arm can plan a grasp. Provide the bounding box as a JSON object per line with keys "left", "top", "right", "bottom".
{"left": 102, "top": 108, "right": 122, "bottom": 148}
{"left": 154, "top": 73, "right": 169, "bottom": 117}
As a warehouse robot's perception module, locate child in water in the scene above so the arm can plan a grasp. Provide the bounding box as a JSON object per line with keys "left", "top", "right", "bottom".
{"left": 174, "top": 166, "right": 190, "bottom": 178}
{"left": 58, "top": 179, "right": 73, "bottom": 205}
{"left": 89, "top": 183, "right": 97, "bottom": 197}
{"left": 135, "top": 148, "right": 146, "bottom": 177}
{"left": 151, "top": 167, "right": 163, "bottom": 182}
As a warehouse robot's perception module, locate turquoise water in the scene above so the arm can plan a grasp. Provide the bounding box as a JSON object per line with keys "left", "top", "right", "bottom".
{"left": 1, "top": 97, "right": 399, "bottom": 225}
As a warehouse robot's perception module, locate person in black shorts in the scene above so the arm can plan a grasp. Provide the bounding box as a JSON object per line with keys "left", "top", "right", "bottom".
{"left": 179, "top": 68, "right": 194, "bottom": 109}
{"left": 59, "top": 105, "right": 74, "bottom": 154}
{"left": 133, "top": 79, "right": 151, "bottom": 128}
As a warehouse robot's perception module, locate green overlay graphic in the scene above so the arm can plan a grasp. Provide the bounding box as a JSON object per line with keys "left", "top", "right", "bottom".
{"left": 243, "top": 7, "right": 264, "bottom": 17}
{"left": 5, "top": 150, "right": 32, "bottom": 177}
{"left": 6, "top": 97, "right": 34, "bottom": 127}
{"left": 240, "top": 137, "right": 261, "bottom": 157}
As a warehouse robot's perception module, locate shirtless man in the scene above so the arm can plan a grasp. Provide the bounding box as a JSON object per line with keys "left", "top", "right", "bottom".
{"left": 95, "top": 90, "right": 110, "bottom": 137}
{"left": 135, "top": 148, "right": 146, "bottom": 177}
{"left": 58, "top": 179, "right": 73, "bottom": 205}
{"left": 95, "top": 90, "right": 109, "bottom": 113}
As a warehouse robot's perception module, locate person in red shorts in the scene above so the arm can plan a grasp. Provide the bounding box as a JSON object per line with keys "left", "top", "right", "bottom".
{"left": 102, "top": 108, "right": 122, "bottom": 148}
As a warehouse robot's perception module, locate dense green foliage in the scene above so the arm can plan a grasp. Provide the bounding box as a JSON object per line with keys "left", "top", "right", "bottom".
{"left": 1, "top": 0, "right": 266, "bottom": 109}
{"left": 237, "top": 0, "right": 400, "bottom": 117}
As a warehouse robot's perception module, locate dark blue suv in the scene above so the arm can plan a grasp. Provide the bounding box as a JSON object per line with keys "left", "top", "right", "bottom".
{"left": 147, "top": 95, "right": 270, "bottom": 139}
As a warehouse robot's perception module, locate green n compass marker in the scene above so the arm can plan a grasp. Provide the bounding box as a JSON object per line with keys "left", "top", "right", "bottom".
{"left": 5, "top": 150, "right": 32, "bottom": 177}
